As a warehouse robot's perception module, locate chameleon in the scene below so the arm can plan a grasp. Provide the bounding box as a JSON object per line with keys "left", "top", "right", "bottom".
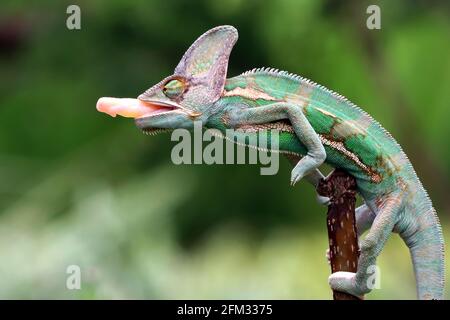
{"left": 96, "top": 26, "right": 445, "bottom": 299}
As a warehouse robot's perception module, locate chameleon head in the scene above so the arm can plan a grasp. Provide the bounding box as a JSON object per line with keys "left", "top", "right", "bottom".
{"left": 96, "top": 25, "right": 238, "bottom": 135}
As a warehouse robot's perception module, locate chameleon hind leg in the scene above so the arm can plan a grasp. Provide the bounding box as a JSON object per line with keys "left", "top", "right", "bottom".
{"left": 328, "top": 191, "right": 404, "bottom": 297}
{"left": 228, "top": 102, "right": 327, "bottom": 186}
{"left": 355, "top": 203, "right": 376, "bottom": 236}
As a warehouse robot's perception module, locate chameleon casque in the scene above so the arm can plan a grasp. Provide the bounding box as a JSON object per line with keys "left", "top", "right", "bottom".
{"left": 96, "top": 26, "right": 445, "bottom": 299}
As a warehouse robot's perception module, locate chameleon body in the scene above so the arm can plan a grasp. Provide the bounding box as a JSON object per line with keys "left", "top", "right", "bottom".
{"left": 97, "top": 26, "right": 445, "bottom": 299}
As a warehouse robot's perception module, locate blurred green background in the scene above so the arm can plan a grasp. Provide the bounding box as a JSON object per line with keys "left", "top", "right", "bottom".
{"left": 0, "top": 0, "right": 449, "bottom": 299}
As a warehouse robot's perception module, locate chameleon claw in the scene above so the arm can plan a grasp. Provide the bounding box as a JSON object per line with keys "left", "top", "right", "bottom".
{"left": 290, "top": 172, "right": 304, "bottom": 186}
{"left": 316, "top": 194, "right": 331, "bottom": 206}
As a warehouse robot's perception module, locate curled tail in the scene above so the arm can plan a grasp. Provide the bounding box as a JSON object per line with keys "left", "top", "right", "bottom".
{"left": 402, "top": 205, "right": 445, "bottom": 299}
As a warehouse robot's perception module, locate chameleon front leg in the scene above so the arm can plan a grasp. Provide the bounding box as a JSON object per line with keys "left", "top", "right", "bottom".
{"left": 228, "top": 102, "right": 326, "bottom": 186}
{"left": 328, "top": 191, "right": 404, "bottom": 297}
{"left": 285, "top": 154, "right": 329, "bottom": 205}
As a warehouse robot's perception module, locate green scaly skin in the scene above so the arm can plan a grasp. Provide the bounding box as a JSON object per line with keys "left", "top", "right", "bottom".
{"left": 100, "top": 26, "right": 445, "bottom": 299}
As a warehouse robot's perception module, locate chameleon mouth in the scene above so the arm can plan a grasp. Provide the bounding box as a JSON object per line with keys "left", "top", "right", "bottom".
{"left": 136, "top": 100, "right": 180, "bottom": 118}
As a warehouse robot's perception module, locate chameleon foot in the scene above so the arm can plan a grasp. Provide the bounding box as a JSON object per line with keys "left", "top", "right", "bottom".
{"left": 290, "top": 171, "right": 304, "bottom": 186}
{"left": 328, "top": 271, "right": 368, "bottom": 298}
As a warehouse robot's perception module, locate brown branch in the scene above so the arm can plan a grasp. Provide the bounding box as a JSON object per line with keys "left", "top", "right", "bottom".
{"left": 317, "top": 169, "right": 362, "bottom": 300}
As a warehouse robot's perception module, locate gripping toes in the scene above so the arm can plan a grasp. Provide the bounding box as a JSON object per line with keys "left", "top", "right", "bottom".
{"left": 328, "top": 271, "right": 369, "bottom": 298}
{"left": 290, "top": 149, "right": 326, "bottom": 186}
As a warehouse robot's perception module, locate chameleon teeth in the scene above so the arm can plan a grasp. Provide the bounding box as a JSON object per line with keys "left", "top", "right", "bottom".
{"left": 142, "top": 128, "right": 170, "bottom": 136}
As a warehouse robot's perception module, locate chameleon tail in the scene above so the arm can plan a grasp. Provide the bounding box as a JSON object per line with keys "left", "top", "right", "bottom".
{"left": 406, "top": 206, "right": 445, "bottom": 299}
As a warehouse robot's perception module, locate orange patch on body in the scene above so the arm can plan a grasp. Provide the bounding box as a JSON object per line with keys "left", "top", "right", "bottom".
{"left": 223, "top": 87, "right": 278, "bottom": 101}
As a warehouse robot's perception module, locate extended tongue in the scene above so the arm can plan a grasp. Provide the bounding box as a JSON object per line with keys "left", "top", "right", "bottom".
{"left": 96, "top": 97, "right": 161, "bottom": 118}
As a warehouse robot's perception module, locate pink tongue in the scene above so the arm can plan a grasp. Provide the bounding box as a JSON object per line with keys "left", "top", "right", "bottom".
{"left": 96, "top": 97, "right": 160, "bottom": 118}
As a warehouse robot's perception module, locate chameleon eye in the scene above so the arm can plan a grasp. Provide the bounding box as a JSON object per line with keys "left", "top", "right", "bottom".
{"left": 163, "top": 79, "right": 186, "bottom": 99}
